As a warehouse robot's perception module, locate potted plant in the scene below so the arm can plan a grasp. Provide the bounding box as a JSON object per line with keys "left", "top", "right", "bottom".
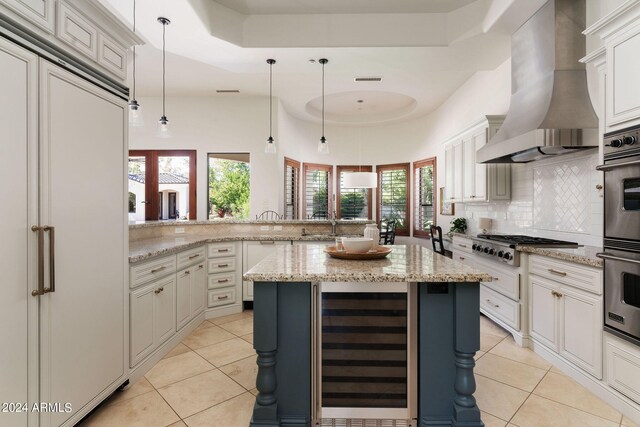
{"left": 447, "top": 217, "right": 467, "bottom": 238}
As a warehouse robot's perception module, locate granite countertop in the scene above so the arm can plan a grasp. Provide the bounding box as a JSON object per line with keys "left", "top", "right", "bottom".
{"left": 516, "top": 245, "right": 603, "bottom": 268}
{"left": 243, "top": 244, "right": 493, "bottom": 283}
{"left": 129, "top": 219, "right": 373, "bottom": 229}
{"left": 129, "top": 234, "right": 355, "bottom": 263}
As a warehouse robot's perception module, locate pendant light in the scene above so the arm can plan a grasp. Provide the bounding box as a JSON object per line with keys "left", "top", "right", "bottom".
{"left": 265, "top": 59, "right": 276, "bottom": 154}
{"left": 128, "top": 0, "right": 143, "bottom": 126}
{"left": 157, "top": 17, "right": 171, "bottom": 138}
{"left": 343, "top": 102, "right": 377, "bottom": 188}
{"left": 317, "top": 58, "right": 329, "bottom": 154}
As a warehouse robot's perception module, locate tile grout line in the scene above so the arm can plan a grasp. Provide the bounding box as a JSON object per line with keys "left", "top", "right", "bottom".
{"left": 179, "top": 389, "right": 253, "bottom": 423}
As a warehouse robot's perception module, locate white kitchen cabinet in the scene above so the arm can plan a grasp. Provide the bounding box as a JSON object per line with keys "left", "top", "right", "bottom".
{"left": 1, "top": 0, "right": 55, "bottom": 33}
{"left": 444, "top": 145, "right": 455, "bottom": 202}
{"left": 207, "top": 242, "right": 242, "bottom": 313}
{"left": 243, "top": 240, "right": 291, "bottom": 301}
{"left": 529, "top": 256, "right": 603, "bottom": 379}
{"left": 176, "top": 268, "right": 192, "bottom": 331}
{"left": 605, "top": 333, "right": 640, "bottom": 404}
{"left": 1, "top": 36, "right": 129, "bottom": 427}
{"left": 452, "top": 141, "right": 464, "bottom": 202}
{"left": 191, "top": 263, "right": 206, "bottom": 317}
{"left": 155, "top": 278, "right": 176, "bottom": 346}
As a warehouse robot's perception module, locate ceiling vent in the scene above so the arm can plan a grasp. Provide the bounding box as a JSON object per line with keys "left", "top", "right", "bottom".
{"left": 216, "top": 90, "right": 240, "bottom": 93}
{"left": 354, "top": 76, "right": 383, "bottom": 82}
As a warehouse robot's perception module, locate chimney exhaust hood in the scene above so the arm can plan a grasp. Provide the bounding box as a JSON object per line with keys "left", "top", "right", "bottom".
{"left": 476, "top": 0, "right": 599, "bottom": 164}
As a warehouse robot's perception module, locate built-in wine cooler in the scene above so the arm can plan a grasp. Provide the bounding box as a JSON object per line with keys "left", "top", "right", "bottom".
{"left": 312, "top": 282, "right": 417, "bottom": 427}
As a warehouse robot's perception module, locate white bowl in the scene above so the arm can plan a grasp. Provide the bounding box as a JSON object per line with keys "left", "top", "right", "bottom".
{"left": 341, "top": 237, "right": 374, "bottom": 253}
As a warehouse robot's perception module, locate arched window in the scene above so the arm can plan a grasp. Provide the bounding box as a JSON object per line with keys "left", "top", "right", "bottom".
{"left": 128, "top": 192, "right": 136, "bottom": 213}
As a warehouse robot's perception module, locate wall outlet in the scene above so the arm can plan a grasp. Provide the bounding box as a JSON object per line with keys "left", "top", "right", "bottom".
{"left": 260, "top": 226, "right": 270, "bottom": 231}
{"left": 175, "top": 227, "right": 185, "bottom": 234}
{"left": 274, "top": 225, "right": 283, "bottom": 231}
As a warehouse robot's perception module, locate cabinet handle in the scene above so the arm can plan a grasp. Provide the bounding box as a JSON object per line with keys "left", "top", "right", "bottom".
{"left": 189, "top": 254, "right": 200, "bottom": 259}
{"left": 217, "top": 279, "right": 229, "bottom": 283}
{"left": 493, "top": 277, "right": 499, "bottom": 281}
{"left": 470, "top": 195, "right": 476, "bottom": 198}
{"left": 43, "top": 226, "right": 55, "bottom": 294}
{"left": 217, "top": 263, "right": 229, "bottom": 268}
{"left": 154, "top": 287, "right": 164, "bottom": 294}
{"left": 485, "top": 298, "right": 499, "bottom": 308}
{"left": 151, "top": 266, "right": 166, "bottom": 274}
{"left": 260, "top": 241, "right": 275, "bottom": 245}
{"left": 31, "top": 226, "right": 45, "bottom": 296}
{"left": 197, "top": 265, "right": 204, "bottom": 270}
{"left": 217, "top": 295, "right": 229, "bottom": 300}
{"left": 548, "top": 268, "right": 567, "bottom": 277}
{"left": 185, "top": 270, "right": 190, "bottom": 275}
{"left": 218, "top": 248, "right": 229, "bottom": 253}
{"left": 459, "top": 257, "right": 465, "bottom": 261}
{"left": 458, "top": 244, "right": 467, "bottom": 248}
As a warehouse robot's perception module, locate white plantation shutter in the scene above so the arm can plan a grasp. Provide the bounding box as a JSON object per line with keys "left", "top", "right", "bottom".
{"left": 377, "top": 164, "right": 410, "bottom": 234}
{"left": 337, "top": 166, "right": 371, "bottom": 220}
{"left": 284, "top": 158, "right": 300, "bottom": 219}
{"left": 304, "top": 163, "right": 332, "bottom": 219}
{"left": 414, "top": 158, "right": 436, "bottom": 237}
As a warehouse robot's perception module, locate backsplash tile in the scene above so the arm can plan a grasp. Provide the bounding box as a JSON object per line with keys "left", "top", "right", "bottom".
{"left": 457, "top": 151, "right": 603, "bottom": 246}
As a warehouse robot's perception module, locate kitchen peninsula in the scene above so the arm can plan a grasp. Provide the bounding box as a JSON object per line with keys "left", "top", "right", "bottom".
{"left": 244, "top": 244, "right": 492, "bottom": 427}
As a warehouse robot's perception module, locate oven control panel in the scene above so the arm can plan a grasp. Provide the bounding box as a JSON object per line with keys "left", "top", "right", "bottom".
{"left": 604, "top": 125, "right": 640, "bottom": 159}
{"left": 471, "top": 240, "right": 519, "bottom": 266}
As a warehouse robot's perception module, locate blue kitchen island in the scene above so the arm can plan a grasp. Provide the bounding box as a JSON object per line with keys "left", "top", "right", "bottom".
{"left": 243, "top": 244, "right": 492, "bottom": 427}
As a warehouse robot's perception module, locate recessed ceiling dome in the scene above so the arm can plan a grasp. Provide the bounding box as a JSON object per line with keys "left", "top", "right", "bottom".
{"left": 305, "top": 91, "right": 417, "bottom": 124}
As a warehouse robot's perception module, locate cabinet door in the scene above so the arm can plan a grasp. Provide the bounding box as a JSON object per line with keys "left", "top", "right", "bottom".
{"left": 130, "top": 284, "right": 155, "bottom": 367}
{"left": 190, "top": 264, "right": 206, "bottom": 317}
{"left": 453, "top": 141, "right": 464, "bottom": 202}
{"left": 529, "top": 277, "right": 559, "bottom": 350}
{"left": 155, "top": 277, "right": 176, "bottom": 345}
{"left": 607, "top": 25, "right": 640, "bottom": 129}
{"left": 462, "top": 136, "right": 475, "bottom": 202}
{"left": 0, "top": 38, "right": 38, "bottom": 427}
{"left": 473, "top": 130, "right": 488, "bottom": 201}
{"left": 559, "top": 287, "right": 603, "bottom": 379}
{"left": 242, "top": 241, "right": 289, "bottom": 301}
{"left": 176, "top": 268, "right": 191, "bottom": 331}
{"left": 38, "top": 60, "right": 127, "bottom": 427}
{"left": 1, "top": 0, "right": 55, "bottom": 33}
{"left": 444, "top": 145, "right": 454, "bottom": 202}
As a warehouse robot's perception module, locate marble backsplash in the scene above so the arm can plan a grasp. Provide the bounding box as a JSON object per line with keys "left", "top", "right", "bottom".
{"left": 455, "top": 151, "right": 603, "bottom": 247}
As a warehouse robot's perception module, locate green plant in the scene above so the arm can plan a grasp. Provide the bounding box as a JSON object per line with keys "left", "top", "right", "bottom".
{"left": 447, "top": 217, "right": 467, "bottom": 238}
{"left": 209, "top": 159, "right": 250, "bottom": 219}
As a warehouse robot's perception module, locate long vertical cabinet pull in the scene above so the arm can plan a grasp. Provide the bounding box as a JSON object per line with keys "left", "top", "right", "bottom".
{"left": 44, "top": 226, "right": 55, "bottom": 293}
{"left": 311, "top": 282, "right": 319, "bottom": 424}
{"left": 31, "top": 226, "right": 45, "bottom": 296}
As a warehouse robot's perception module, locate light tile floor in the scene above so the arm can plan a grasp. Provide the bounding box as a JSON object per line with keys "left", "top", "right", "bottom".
{"left": 80, "top": 312, "right": 638, "bottom": 427}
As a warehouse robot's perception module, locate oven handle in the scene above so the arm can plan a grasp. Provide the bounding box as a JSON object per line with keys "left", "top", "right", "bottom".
{"left": 596, "top": 252, "right": 640, "bottom": 265}
{"left": 596, "top": 159, "right": 640, "bottom": 171}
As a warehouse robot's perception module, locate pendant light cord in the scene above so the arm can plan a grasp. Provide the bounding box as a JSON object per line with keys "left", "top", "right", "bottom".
{"left": 132, "top": 0, "right": 136, "bottom": 101}
{"left": 162, "top": 20, "right": 166, "bottom": 117}
{"left": 321, "top": 60, "right": 325, "bottom": 138}
{"left": 269, "top": 61, "right": 272, "bottom": 138}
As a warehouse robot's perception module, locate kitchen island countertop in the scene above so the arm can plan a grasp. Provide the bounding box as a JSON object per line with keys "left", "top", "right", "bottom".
{"left": 516, "top": 244, "right": 603, "bottom": 268}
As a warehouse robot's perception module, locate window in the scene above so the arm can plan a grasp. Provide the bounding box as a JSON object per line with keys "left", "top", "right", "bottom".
{"left": 128, "top": 150, "right": 197, "bottom": 221}
{"left": 284, "top": 157, "right": 301, "bottom": 219}
{"left": 336, "top": 165, "right": 372, "bottom": 219}
{"left": 303, "top": 163, "right": 332, "bottom": 219}
{"left": 413, "top": 158, "right": 437, "bottom": 238}
{"left": 377, "top": 163, "right": 410, "bottom": 236}
{"left": 208, "top": 153, "right": 250, "bottom": 219}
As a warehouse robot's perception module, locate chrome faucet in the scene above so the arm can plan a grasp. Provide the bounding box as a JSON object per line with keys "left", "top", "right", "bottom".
{"left": 330, "top": 211, "right": 337, "bottom": 236}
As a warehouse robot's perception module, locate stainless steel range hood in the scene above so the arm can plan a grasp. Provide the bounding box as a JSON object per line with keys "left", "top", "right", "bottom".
{"left": 476, "top": 0, "right": 599, "bottom": 164}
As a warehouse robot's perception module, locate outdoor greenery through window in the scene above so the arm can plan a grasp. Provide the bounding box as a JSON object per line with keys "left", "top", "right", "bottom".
{"left": 337, "top": 165, "right": 372, "bottom": 219}
{"left": 304, "top": 163, "right": 332, "bottom": 219}
{"left": 284, "top": 157, "right": 300, "bottom": 220}
{"left": 208, "top": 153, "right": 250, "bottom": 219}
{"left": 377, "top": 163, "right": 410, "bottom": 235}
{"left": 413, "top": 158, "right": 436, "bottom": 238}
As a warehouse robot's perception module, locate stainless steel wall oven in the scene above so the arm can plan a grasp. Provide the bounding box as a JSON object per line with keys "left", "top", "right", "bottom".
{"left": 597, "top": 125, "right": 640, "bottom": 344}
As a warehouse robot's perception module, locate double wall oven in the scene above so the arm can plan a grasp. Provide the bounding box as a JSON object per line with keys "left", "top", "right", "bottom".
{"left": 597, "top": 125, "right": 640, "bottom": 344}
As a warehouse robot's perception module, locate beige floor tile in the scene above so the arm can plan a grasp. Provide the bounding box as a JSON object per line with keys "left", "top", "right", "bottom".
{"left": 163, "top": 343, "right": 191, "bottom": 360}
{"left": 194, "top": 320, "right": 216, "bottom": 331}
{"left": 481, "top": 333, "right": 504, "bottom": 352}
{"left": 219, "top": 317, "right": 254, "bottom": 336}
{"left": 81, "top": 390, "right": 179, "bottom": 427}
{"left": 184, "top": 392, "right": 255, "bottom": 427}
{"left": 481, "top": 315, "right": 509, "bottom": 338}
{"left": 196, "top": 337, "right": 255, "bottom": 367}
{"left": 475, "top": 375, "right": 529, "bottom": 421}
{"left": 182, "top": 325, "right": 236, "bottom": 350}
{"left": 475, "top": 353, "right": 547, "bottom": 392}
{"left": 623, "top": 415, "right": 640, "bottom": 427}
{"left": 241, "top": 333, "right": 254, "bottom": 344}
{"left": 211, "top": 311, "right": 253, "bottom": 325}
{"left": 168, "top": 422, "right": 187, "bottom": 427}
{"left": 511, "top": 394, "right": 619, "bottom": 427}
{"left": 105, "top": 377, "right": 154, "bottom": 406}
{"left": 158, "top": 370, "right": 245, "bottom": 419}
{"left": 549, "top": 365, "right": 565, "bottom": 376}
{"left": 249, "top": 388, "right": 258, "bottom": 396}
{"left": 481, "top": 411, "right": 508, "bottom": 427}
{"left": 475, "top": 350, "right": 486, "bottom": 361}
{"left": 533, "top": 372, "right": 621, "bottom": 423}
{"left": 219, "top": 355, "right": 258, "bottom": 390}
{"left": 145, "top": 351, "right": 214, "bottom": 389}
{"left": 489, "top": 337, "right": 552, "bottom": 370}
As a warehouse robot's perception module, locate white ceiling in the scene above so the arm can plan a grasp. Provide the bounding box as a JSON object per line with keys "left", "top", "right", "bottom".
{"left": 100, "top": 0, "right": 545, "bottom": 126}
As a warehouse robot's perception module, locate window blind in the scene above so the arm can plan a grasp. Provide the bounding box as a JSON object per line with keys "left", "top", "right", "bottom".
{"left": 284, "top": 158, "right": 300, "bottom": 219}
{"left": 414, "top": 159, "right": 435, "bottom": 237}
{"left": 377, "top": 164, "right": 410, "bottom": 234}
{"left": 337, "top": 166, "right": 371, "bottom": 220}
{"left": 304, "top": 164, "right": 331, "bottom": 219}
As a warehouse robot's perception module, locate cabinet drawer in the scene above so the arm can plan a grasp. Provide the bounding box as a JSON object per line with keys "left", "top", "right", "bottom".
{"left": 56, "top": 2, "right": 98, "bottom": 60}
{"left": 130, "top": 255, "right": 176, "bottom": 288}
{"left": 208, "top": 288, "right": 236, "bottom": 308}
{"left": 208, "top": 242, "right": 237, "bottom": 258}
{"left": 475, "top": 258, "right": 520, "bottom": 301}
{"left": 97, "top": 33, "right": 127, "bottom": 79}
{"left": 453, "top": 251, "right": 474, "bottom": 267}
{"left": 605, "top": 334, "right": 640, "bottom": 404}
{"left": 452, "top": 236, "right": 473, "bottom": 255}
{"left": 208, "top": 257, "right": 237, "bottom": 274}
{"left": 177, "top": 246, "right": 206, "bottom": 270}
{"left": 480, "top": 285, "right": 520, "bottom": 330}
{"left": 208, "top": 271, "right": 236, "bottom": 290}
{"left": 529, "top": 255, "right": 602, "bottom": 295}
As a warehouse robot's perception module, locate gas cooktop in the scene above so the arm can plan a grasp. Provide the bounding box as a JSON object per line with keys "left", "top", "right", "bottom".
{"left": 476, "top": 234, "right": 579, "bottom": 248}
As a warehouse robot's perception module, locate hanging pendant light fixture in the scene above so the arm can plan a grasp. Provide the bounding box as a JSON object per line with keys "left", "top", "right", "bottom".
{"left": 343, "top": 102, "right": 377, "bottom": 188}
{"left": 265, "top": 59, "right": 277, "bottom": 154}
{"left": 128, "top": 0, "right": 143, "bottom": 126}
{"left": 156, "top": 17, "right": 171, "bottom": 138}
{"left": 317, "top": 58, "right": 329, "bottom": 154}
